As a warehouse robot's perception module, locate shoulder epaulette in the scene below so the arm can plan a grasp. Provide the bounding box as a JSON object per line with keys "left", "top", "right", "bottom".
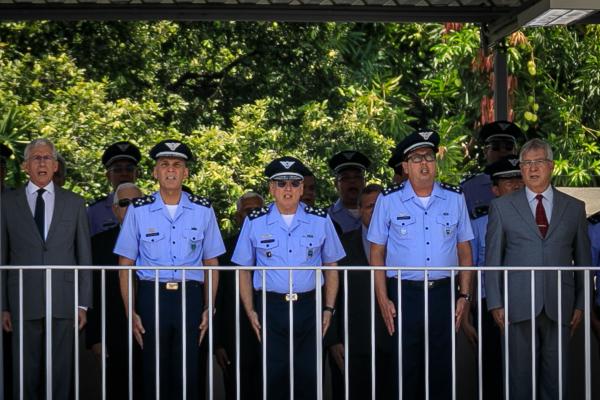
{"left": 460, "top": 173, "right": 476, "bottom": 185}
{"left": 248, "top": 207, "right": 269, "bottom": 220}
{"left": 588, "top": 211, "right": 600, "bottom": 225}
{"left": 88, "top": 195, "right": 108, "bottom": 207}
{"left": 382, "top": 182, "right": 405, "bottom": 196}
{"left": 440, "top": 182, "right": 463, "bottom": 194}
{"left": 132, "top": 195, "right": 155, "bottom": 208}
{"left": 305, "top": 205, "right": 328, "bottom": 218}
{"left": 188, "top": 194, "right": 211, "bottom": 208}
{"left": 471, "top": 205, "right": 489, "bottom": 220}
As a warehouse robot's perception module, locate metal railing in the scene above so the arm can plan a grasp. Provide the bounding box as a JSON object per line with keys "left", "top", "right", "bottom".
{"left": 0, "top": 265, "right": 596, "bottom": 400}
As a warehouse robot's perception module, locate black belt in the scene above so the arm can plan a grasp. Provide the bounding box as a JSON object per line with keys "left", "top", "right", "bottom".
{"left": 400, "top": 277, "right": 451, "bottom": 289}
{"left": 260, "top": 289, "right": 316, "bottom": 302}
{"left": 139, "top": 280, "right": 204, "bottom": 291}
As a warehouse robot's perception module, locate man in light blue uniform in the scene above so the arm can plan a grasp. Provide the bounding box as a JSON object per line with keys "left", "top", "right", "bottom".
{"left": 88, "top": 141, "right": 141, "bottom": 236}
{"left": 327, "top": 150, "right": 370, "bottom": 233}
{"left": 233, "top": 156, "right": 344, "bottom": 400}
{"left": 369, "top": 129, "right": 474, "bottom": 400}
{"left": 470, "top": 155, "right": 523, "bottom": 400}
{"left": 115, "top": 139, "right": 225, "bottom": 400}
{"left": 462, "top": 121, "right": 524, "bottom": 218}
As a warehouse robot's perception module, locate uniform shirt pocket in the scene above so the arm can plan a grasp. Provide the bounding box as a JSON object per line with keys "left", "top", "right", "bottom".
{"left": 140, "top": 232, "right": 166, "bottom": 261}
{"left": 256, "top": 239, "right": 279, "bottom": 259}
{"left": 436, "top": 214, "right": 458, "bottom": 239}
{"left": 300, "top": 236, "right": 322, "bottom": 261}
{"left": 391, "top": 216, "right": 416, "bottom": 240}
{"left": 183, "top": 229, "right": 204, "bottom": 257}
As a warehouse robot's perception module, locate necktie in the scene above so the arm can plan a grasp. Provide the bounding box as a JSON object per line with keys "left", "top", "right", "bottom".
{"left": 34, "top": 188, "right": 46, "bottom": 240}
{"left": 535, "top": 194, "right": 548, "bottom": 238}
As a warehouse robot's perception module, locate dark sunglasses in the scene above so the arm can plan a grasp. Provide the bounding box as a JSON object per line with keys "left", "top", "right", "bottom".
{"left": 118, "top": 198, "right": 133, "bottom": 208}
{"left": 276, "top": 180, "right": 302, "bottom": 188}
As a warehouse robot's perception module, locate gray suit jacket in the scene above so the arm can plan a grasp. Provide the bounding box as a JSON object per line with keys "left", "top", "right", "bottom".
{"left": 1, "top": 184, "right": 92, "bottom": 320}
{"left": 484, "top": 187, "right": 591, "bottom": 325}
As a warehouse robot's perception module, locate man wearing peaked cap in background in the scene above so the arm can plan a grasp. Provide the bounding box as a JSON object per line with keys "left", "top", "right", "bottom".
{"left": 88, "top": 141, "right": 141, "bottom": 236}
{"left": 328, "top": 150, "right": 370, "bottom": 233}
{"left": 469, "top": 155, "right": 523, "bottom": 400}
{"left": 462, "top": 121, "right": 524, "bottom": 219}
{"left": 369, "top": 128, "right": 473, "bottom": 400}
{"left": 388, "top": 142, "right": 409, "bottom": 185}
{"left": 232, "top": 156, "right": 345, "bottom": 400}
{"left": 115, "top": 139, "right": 225, "bottom": 400}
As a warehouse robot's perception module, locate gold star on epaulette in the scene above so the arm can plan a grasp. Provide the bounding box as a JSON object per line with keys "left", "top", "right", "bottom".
{"left": 305, "top": 206, "right": 327, "bottom": 218}
{"left": 382, "top": 182, "right": 404, "bottom": 196}
{"left": 248, "top": 207, "right": 269, "bottom": 220}
{"left": 440, "top": 182, "right": 463, "bottom": 194}
{"left": 132, "top": 195, "right": 155, "bottom": 208}
{"left": 188, "top": 194, "right": 211, "bottom": 208}
{"left": 588, "top": 211, "right": 600, "bottom": 225}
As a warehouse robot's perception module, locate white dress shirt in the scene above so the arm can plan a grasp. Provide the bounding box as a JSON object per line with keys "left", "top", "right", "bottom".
{"left": 525, "top": 185, "right": 553, "bottom": 223}
{"left": 26, "top": 181, "right": 55, "bottom": 240}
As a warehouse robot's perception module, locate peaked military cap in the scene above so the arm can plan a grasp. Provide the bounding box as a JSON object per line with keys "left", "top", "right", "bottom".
{"left": 328, "top": 150, "right": 371, "bottom": 174}
{"left": 484, "top": 155, "right": 522, "bottom": 180}
{"left": 149, "top": 139, "right": 194, "bottom": 162}
{"left": 102, "top": 141, "right": 141, "bottom": 168}
{"left": 393, "top": 129, "right": 440, "bottom": 162}
{"left": 265, "top": 156, "right": 307, "bottom": 181}
{"left": 0, "top": 143, "right": 13, "bottom": 160}
{"left": 478, "top": 121, "right": 525, "bottom": 144}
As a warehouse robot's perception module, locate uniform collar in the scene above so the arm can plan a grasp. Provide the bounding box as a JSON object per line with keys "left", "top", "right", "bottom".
{"left": 149, "top": 190, "right": 193, "bottom": 212}
{"left": 401, "top": 180, "right": 446, "bottom": 202}
{"left": 331, "top": 198, "right": 345, "bottom": 213}
{"left": 266, "top": 202, "right": 308, "bottom": 226}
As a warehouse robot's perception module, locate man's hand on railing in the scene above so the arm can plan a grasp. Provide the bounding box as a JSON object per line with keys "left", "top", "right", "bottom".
{"left": 329, "top": 343, "right": 345, "bottom": 373}
{"left": 2, "top": 311, "right": 12, "bottom": 332}
{"left": 570, "top": 309, "right": 583, "bottom": 337}
{"left": 491, "top": 308, "right": 505, "bottom": 335}
{"left": 247, "top": 310, "right": 262, "bottom": 342}
{"left": 379, "top": 298, "right": 396, "bottom": 336}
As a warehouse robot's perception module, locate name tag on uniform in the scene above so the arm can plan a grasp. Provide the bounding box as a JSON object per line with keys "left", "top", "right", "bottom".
{"left": 145, "top": 232, "right": 160, "bottom": 237}
{"left": 260, "top": 239, "right": 275, "bottom": 244}
{"left": 396, "top": 215, "right": 410, "bottom": 220}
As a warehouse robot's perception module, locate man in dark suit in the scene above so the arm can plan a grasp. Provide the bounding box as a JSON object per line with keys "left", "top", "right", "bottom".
{"left": 215, "top": 191, "right": 264, "bottom": 400}
{"left": 327, "top": 183, "right": 393, "bottom": 400}
{"left": 485, "top": 138, "right": 591, "bottom": 400}
{"left": 87, "top": 182, "right": 143, "bottom": 400}
{"left": 1, "top": 138, "right": 92, "bottom": 400}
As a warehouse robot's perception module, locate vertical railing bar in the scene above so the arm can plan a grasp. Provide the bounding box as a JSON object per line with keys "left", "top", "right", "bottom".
{"left": 557, "top": 270, "right": 562, "bottom": 400}
{"left": 424, "top": 273, "right": 429, "bottom": 400}
{"left": 46, "top": 268, "right": 52, "bottom": 400}
{"left": 450, "top": 272, "right": 456, "bottom": 400}
{"left": 74, "top": 269, "right": 80, "bottom": 400}
{"left": 262, "top": 270, "right": 267, "bottom": 400}
{"left": 344, "top": 269, "right": 349, "bottom": 400}
{"left": 584, "top": 269, "right": 591, "bottom": 400}
{"left": 288, "top": 269, "right": 294, "bottom": 400}
{"left": 208, "top": 269, "right": 214, "bottom": 400}
{"left": 397, "top": 270, "right": 402, "bottom": 400}
{"left": 19, "top": 269, "right": 24, "bottom": 400}
{"left": 315, "top": 270, "right": 323, "bottom": 400}
{"left": 504, "top": 269, "right": 509, "bottom": 400}
{"left": 155, "top": 270, "right": 160, "bottom": 400}
{"left": 127, "top": 270, "right": 133, "bottom": 400}
{"left": 182, "top": 270, "right": 187, "bottom": 400}
{"left": 235, "top": 269, "right": 241, "bottom": 400}
{"left": 101, "top": 269, "right": 107, "bottom": 400}
{"left": 477, "top": 270, "right": 483, "bottom": 400}
{"left": 370, "top": 269, "right": 375, "bottom": 400}
{"left": 531, "top": 270, "right": 536, "bottom": 400}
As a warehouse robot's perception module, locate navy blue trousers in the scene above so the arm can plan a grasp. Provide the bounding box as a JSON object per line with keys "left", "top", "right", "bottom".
{"left": 255, "top": 292, "right": 317, "bottom": 400}
{"left": 388, "top": 279, "right": 452, "bottom": 400}
{"left": 137, "top": 281, "right": 204, "bottom": 400}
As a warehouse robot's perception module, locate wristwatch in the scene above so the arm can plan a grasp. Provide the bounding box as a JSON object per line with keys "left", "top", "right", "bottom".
{"left": 323, "top": 306, "right": 336, "bottom": 315}
{"left": 458, "top": 293, "right": 472, "bottom": 302}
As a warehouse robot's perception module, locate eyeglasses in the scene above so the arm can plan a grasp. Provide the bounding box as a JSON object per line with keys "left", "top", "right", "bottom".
{"left": 109, "top": 165, "right": 137, "bottom": 174}
{"left": 520, "top": 159, "right": 550, "bottom": 169}
{"left": 275, "top": 180, "right": 302, "bottom": 188}
{"left": 406, "top": 153, "right": 436, "bottom": 163}
{"left": 28, "top": 155, "right": 55, "bottom": 164}
{"left": 487, "top": 142, "right": 515, "bottom": 152}
{"left": 117, "top": 198, "right": 133, "bottom": 208}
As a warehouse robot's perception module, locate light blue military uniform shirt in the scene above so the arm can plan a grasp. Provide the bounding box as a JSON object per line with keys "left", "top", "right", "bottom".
{"left": 461, "top": 173, "right": 494, "bottom": 218}
{"left": 328, "top": 199, "right": 361, "bottom": 233}
{"left": 232, "top": 203, "right": 346, "bottom": 293}
{"left": 368, "top": 180, "right": 474, "bottom": 280}
{"left": 588, "top": 213, "right": 600, "bottom": 305}
{"left": 88, "top": 192, "right": 118, "bottom": 236}
{"left": 114, "top": 191, "right": 225, "bottom": 282}
{"left": 470, "top": 213, "right": 488, "bottom": 298}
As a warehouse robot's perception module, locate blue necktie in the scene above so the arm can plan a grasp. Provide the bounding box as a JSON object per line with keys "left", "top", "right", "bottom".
{"left": 34, "top": 188, "right": 46, "bottom": 240}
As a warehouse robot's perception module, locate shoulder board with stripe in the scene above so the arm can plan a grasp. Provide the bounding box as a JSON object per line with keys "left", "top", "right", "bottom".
{"left": 588, "top": 211, "right": 600, "bottom": 225}
{"left": 440, "top": 182, "right": 463, "bottom": 194}
{"left": 88, "top": 195, "right": 108, "bottom": 207}
{"left": 471, "top": 205, "right": 489, "bottom": 220}
{"left": 248, "top": 207, "right": 269, "bottom": 220}
{"left": 305, "top": 205, "right": 328, "bottom": 218}
{"left": 382, "top": 182, "right": 405, "bottom": 196}
{"left": 132, "top": 195, "right": 155, "bottom": 208}
{"left": 188, "top": 194, "right": 211, "bottom": 208}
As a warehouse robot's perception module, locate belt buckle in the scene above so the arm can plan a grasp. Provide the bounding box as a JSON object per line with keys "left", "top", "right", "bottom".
{"left": 285, "top": 293, "right": 298, "bottom": 302}
{"left": 166, "top": 282, "right": 179, "bottom": 290}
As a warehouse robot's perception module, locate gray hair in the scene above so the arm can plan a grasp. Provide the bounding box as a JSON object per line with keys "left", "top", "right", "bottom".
{"left": 114, "top": 182, "right": 142, "bottom": 204}
{"left": 24, "top": 138, "right": 58, "bottom": 161}
{"left": 236, "top": 191, "right": 264, "bottom": 211}
{"left": 519, "top": 138, "right": 554, "bottom": 162}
